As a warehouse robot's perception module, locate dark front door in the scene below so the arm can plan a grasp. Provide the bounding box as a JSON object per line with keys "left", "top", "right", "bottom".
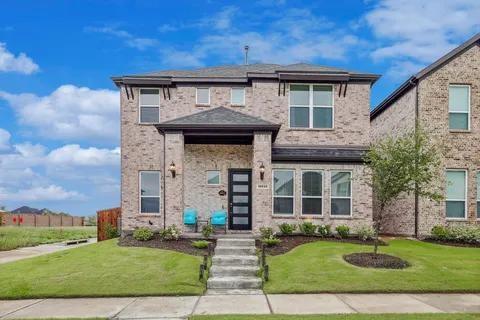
{"left": 228, "top": 169, "right": 252, "bottom": 230}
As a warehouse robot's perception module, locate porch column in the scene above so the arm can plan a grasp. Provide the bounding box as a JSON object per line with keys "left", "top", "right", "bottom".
{"left": 164, "top": 131, "right": 184, "bottom": 228}
{"left": 252, "top": 131, "right": 272, "bottom": 232}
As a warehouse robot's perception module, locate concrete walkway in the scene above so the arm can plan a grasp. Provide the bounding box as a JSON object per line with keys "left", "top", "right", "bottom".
{"left": 0, "top": 238, "right": 97, "bottom": 264}
{"left": 1, "top": 293, "right": 479, "bottom": 319}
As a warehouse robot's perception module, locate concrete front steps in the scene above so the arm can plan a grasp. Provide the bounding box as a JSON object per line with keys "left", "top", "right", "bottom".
{"left": 207, "top": 238, "right": 262, "bottom": 293}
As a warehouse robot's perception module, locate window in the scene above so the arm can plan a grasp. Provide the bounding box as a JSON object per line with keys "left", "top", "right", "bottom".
{"left": 290, "top": 84, "right": 333, "bottom": 129}
{"left": 331, "top": 171, "right": 352, "bottom": 216}
{"left": 196, "top": 87, "right": 210, "bottom": 105}
{"left": 207, "top": 170, "right": 221, "bottom": 185}
{"left": 302, "top": 171, "right": 323, "bottom": 215}
{"left": 477, "top": 172, "right": 480, "bottom": 219}
{"left": 446, "top": 170, "right": 467, "bottom": 219}
{"left": 449, "top": 85, "right": 470, "bottom": 130}
{"left": 273, "top": 170, "right": 294, "bottom": 215}
{"left": 140, "top": 171, "right": 161, "bottom": 214}
{"left": 231, "top": 87, "right": 245, "bottom": 106}
{"left": 139, "top": 89, "right": 160, "bottom": 123}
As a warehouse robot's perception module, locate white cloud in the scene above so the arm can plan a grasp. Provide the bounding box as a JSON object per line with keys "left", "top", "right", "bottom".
{"left": 0, "top": 185, "right": 85, "bottom": 201}
{"left": 0, "top": 42, "right": 39, "bottom": 74}
{"left": 0, "top": 128, "right": 10, "bottom": 151}
{"left": 0, "top": 85, "right": 119, "bottom": 143}
{"left": 364, "top": 0, "right": 480, "bottom": 78}
{"left": 85, "top": 26, "right": 158, "bottom": 50}
{"left": 47, "top": 144, "right": 120, "bottom": 166}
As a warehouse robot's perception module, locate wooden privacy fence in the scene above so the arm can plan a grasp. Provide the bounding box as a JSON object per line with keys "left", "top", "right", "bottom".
{"left": 0, "top": 213, "right": 84, "bottom": 227}
{"left": 97, "top": 207, "right": 121, "bottom": 241}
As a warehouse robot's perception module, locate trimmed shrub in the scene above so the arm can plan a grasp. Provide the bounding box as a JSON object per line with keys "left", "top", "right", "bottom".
{"left": 278, "top": 223, "right": 296, "bottom": 235}
{"left": 430, "top": 225, "right": 480, "bottom": 244}
{"left": 160, "top": 225, "right": 181, "bottom": 241}
{"left": 317, "top": 224, "right": 331, "bottom": 237}
{"left": 202, "top": 224, "right": 214, "bottom": 238}
{"left": 355, "top": 225, "right": 375, "bottom": 241}
{"left": 299, "top": 221, "right": 316, "bottom": 236}
{"left": 262, "top": 235, "right": 281, "bottom": 247}
{"left": 431, "top": 225, "right": 449, "bottom": 241}
{"left": 192, "top": 240, "right": 210, "bottom": 249}
{"left": 259, "top": 227, "right": 274, "bottom": 239}
{"left": 336, "top": 225, "right": 350, "bottom": 239}
{"left": 133, "top": 227, "right": 154, "bottom": 241}
{"left": 105, "top": 223, "right": 119, "bottom": 239}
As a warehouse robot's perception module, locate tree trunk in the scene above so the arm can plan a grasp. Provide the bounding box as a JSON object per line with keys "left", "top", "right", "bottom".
{"left": 373, "top": 205, "right": 384, "bottom": 255}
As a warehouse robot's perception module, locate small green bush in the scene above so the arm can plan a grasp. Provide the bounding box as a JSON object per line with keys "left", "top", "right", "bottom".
{"left": 317, "top": 224, "right": 331, "bottom": 237}
{"left": 192, "top": 240, "right": 210, "bottom": 249}
{"left": 160, "top": 225, "right": 181, "bottom": 241}
{"left": 278, "top": 223, "right": 296, "bottom": 235}
{"left": 202, "top": 224, "right": 214, "bottom": 238}
{"left": 335, "top": 225, "right": 350, "bottom": 238}
{"left": 355, "top": 225, "right": 375, "bottom": 241}
{"left": 262, "top": 235, "right": 281, "bottom": 247}
{"left": 431, "top": 225, "right": 449, "bottom": 241}
{"left": 259, "top": 227, "right": 274, "bottom": 239}
{"left": 299, "top": 221, "right": 316, "bottom": 236}
{"left": 133, "top": 227, "right": 154, "bottom": 241}
{"left": 105, "top": 223, "right": 119, "bottom": 239}
{"left": 430, "top": 225, "right": 480, "bottom": 244}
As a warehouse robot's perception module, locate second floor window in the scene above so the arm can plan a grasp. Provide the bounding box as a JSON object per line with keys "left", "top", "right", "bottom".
{"left": 231, "top": 87, "right": 245, "bottom": 106}
{"left": 139, "top": 89, "right": 160, "bottom": 123}
{"left": 196, "top": 87, "right": 210, "bottom": 105}
{"left": 449, "top": 85, "right": 470, "bottom": 130}
{"left": 290, "top": 84, "right": 333, "bottom": 129}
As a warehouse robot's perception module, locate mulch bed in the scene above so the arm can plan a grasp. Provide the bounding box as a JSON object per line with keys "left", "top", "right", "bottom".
{"left": 422, "top": 239, "right": 480, "bottom": 248}
{"left": 256, "top": 235, "right": 387, "bottom": 256}
{"left": 118, "top": 234, "right": 215, "bottom": 256}
{"left": 344, "top": 252, "right": 410, "bottom": 269}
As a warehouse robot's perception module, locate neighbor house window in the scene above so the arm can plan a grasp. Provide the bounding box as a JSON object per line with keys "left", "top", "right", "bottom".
{"left": 302, "top": 170, "right": 323, "bottom": 215}
{"left": 446, "top": 170, "right": 467, "bottom": 219}
{"left": 331, "top": 171, "right": 352, "bottom": 216}
{"left": 139, "top": 89, "right": 160, "bottom": 123}
{"left": 196, "top": 87, "right": 210, "bottom": 105}
{"left": 231, "top": 87, "right": 245, "bottom": 106}
{"left": 449, "top": 85, "right": 470, "bottom": 130}
{"left": 273, "top": 170, "right": 294, "bottom": 215}
{"left": 140, "top": 171, "right": 161, "bottom": 214}
{"left": 207, "top": 170, "right": 221, "bottom": 185}
{"left": 477, "top": 172, "right": 480, "bottom": 219}
{"left": 290, "top": 84, "right": 333, "bottom": 129}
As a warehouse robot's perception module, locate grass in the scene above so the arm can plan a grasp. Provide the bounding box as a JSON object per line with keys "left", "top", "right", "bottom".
{"left": 264, "top": 239, "right": 480, "bottom": 293}
{"left": 0, "top": 226, "right": 97, "bottom": 251}
{"left": 190, "top": 315, "right": 480, "bottom": 320}
{"left": 0, "top": 239, "right": 204, "bottom": 299}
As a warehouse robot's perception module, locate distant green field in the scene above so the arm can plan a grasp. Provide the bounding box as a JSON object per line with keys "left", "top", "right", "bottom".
{"left": 0, "top": 226, "right": 96, "bottom": 251}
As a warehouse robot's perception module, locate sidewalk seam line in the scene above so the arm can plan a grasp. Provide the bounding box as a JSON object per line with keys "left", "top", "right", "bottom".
{"left": 335, "top": 294, "right": 359, "bottom": 313}
{"left": 112, "top": 297, "right": 138, "bottom": 319}
{"left": 0, "top": 298, "right": 46, "bottom": 319}
{"left": 407, "top": 293, "right": 446, "bottom": 313}
{"left": 264, "top": 292, "right": 274, "bottom": 314}
{"left": 190, "top": 295, "right": 202, "bottom": 316}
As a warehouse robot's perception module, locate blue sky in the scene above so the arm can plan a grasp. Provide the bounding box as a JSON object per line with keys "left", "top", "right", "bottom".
{"left": 0, "top": 0, "right": 479, "bottom": 216}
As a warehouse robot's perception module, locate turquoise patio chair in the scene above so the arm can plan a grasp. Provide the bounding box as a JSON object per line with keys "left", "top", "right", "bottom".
{"left": 183, "top": 208, "right": 198, "bottom": 232}
{"left": 210, "top": 209, "right": 227, "bottom": 234}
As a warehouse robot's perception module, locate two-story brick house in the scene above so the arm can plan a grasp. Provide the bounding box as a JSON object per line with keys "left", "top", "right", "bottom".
{"left": 371, "top": 33, "right": 480, "bottom": 236}
{"left": 112, "top": 63, "right": 380, "bottom": 234}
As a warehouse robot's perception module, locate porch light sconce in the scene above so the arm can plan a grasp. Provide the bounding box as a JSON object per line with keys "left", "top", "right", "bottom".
{"left": 259, "top": 162, "right": 265, "bottom": 180}
{"left": 169, "top": 161, "right": 176, "bottom": 178}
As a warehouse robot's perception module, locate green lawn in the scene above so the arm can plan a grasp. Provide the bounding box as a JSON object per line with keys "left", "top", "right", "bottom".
{"left": 264, "top": 239, "right": 480, "bottom": 293}
{"left": 0, "top": 239, "right": 204, "bottom": 299}
{"left": 190, "top": 314, "right": 480, "bottom": 320}
{"left": 0, "top": 226, "right": 97, "bottom": 251}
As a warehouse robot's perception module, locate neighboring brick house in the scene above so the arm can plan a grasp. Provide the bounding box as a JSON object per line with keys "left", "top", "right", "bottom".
{"left": 371, "top": 33, "right": 480, "bottom": 236}
{"left": 112, "top": 63, "right": 380, "bottom": 234}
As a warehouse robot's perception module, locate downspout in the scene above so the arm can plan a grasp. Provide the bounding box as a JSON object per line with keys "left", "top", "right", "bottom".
{"left": 411, "top": 78, "right": 419, "bottom": 238}
{"left": 163, "top": 132, "right": 166, "bottom": 230}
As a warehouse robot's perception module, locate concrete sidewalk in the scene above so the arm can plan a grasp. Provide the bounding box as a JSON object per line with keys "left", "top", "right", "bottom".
{"left": 0, "top": 238, "right": 97, "bottom": 264}
{"left": 1, "top": 293, "right": 479, "bottom": 319}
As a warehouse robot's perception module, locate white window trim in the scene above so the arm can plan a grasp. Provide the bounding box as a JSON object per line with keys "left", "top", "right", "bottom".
{"left": 445, "top": 169, "right": 468, "bottom": 220}
{"left": 448, "top": 84, "right": 471, "bottom": 131}
{"left": 196, "top": 87, "right": 210, "bottom": 106}
{"left": 330, "top": 170, "right": 353, "bottom": 217}
{"left": 231, "top": 87, "right": 245, "bottom": 106}
{"left": 138, "top": 88, "right": 160, "bottom": 124}
{"left": 206, "top": 170, "right": 221, "bottom": 186}
{"left": 288, "top": 83, "right": 334, "bottom": 129}
{"left": 272, "top": 169, "right": 295, "bottom": 216}
{"left": 139, "top": 171, "right": 161, "bottom": 215}
{"left": 300, "top": 170, "right": 324, "bottom": 216}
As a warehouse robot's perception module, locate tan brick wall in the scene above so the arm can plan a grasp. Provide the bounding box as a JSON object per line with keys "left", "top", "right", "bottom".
{"left": 252, "top": 132, "right": 273, "bottom": 232}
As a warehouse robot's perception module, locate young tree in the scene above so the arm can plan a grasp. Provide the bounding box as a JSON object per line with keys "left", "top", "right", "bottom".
{"left": 365, "top": 127, "right": 443, "bottom": 254}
